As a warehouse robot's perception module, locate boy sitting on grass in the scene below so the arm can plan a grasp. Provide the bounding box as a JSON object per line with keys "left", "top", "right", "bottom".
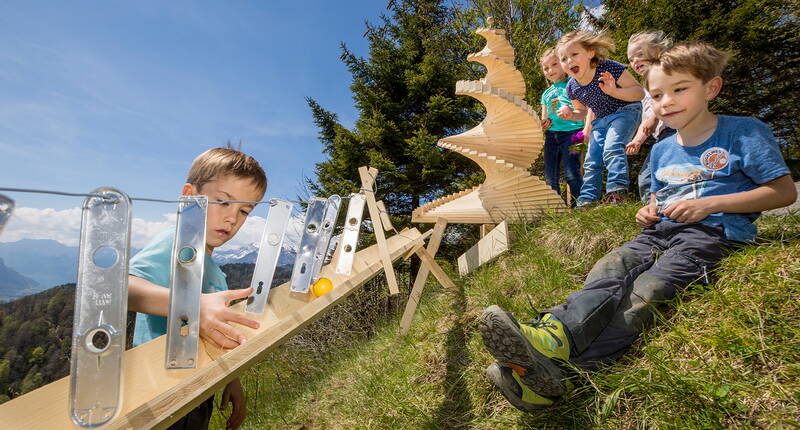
{"left": 128, "top": 147, "right": 265, "bottom": 429}
{"left": 478, "top": 41, "right": 797, "bottom": 412}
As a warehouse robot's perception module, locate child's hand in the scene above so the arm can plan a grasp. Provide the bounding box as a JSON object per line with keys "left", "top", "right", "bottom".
{"left": 598, "top": 71, "right": 618, "bottom": 96}
{"left": 661, "top": 199, "right": 714, "bottom": 223}
{"left": 556, "top": 105, "right": 573, "bottom": 120}
{"left": 635, "top": 204, "right": 660, "bottom": 228}
{"left": 221, "top": 377, "right": 247, "bottom": 430}
{"left": 542, "top": 118, "right": 552, "bottom": 130}
{"left": 626, "top": 138, "right": 644, "bottom": 155}
{"left": 199, "top": 288, "right": 260, "bottom": 349}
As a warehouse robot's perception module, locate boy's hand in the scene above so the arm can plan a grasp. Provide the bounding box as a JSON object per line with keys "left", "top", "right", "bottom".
{"left": 221, "top": 377, "right": 246, "bottom": 430}
{"left": 199, "top": 288, "right": 260, "bottom": 349}
{"left": 598, "top": 71, "right": 618, "bottom": 96}
{"left": 661, "top": 199, "right": 714, "bottom": 223}
{"left": 626, "top": 138, "right": 644, "bottom": 155}
{"left": 542, "top": 118, "right": 552, "bottom": 130}
{"left": 636, "top": 204, "right": 660, "bottom": 228}
{"left": 556, "top": 105, "right": 573, "bottom": 120}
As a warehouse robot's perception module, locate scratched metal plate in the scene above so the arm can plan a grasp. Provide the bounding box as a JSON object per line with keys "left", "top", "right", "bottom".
{"left": 335, "top": 193, "right": 365, "bottom": 275}
{"left": 69, "top": 188, "right": 131, "bottom": 428}
{"left": 245, "top": 198, "right": 293, "bottom": 314}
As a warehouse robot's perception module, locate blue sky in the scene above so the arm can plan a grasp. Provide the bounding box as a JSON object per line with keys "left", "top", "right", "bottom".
{"left": 0, "top": 1, "right": 389, "bottom": 248}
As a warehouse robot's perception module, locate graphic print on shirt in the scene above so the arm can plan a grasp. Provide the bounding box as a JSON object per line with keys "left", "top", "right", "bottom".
{"left": 654, "top": 147, "right": 730, "bottom": 212}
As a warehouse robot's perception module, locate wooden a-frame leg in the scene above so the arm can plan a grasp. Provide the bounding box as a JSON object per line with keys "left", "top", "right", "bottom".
{"left": 399, "top": 218, "right": 447, "bottom": 336}
{"left": 358, "top": 166, "right": 400, "bottom": 296}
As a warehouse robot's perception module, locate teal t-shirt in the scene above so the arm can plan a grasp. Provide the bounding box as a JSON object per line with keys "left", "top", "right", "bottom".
{"left": 129, "top": 229, "right": 228, "bottom": 346}
{"left": 540, "top": 81, "right": 584, "bottom": 132}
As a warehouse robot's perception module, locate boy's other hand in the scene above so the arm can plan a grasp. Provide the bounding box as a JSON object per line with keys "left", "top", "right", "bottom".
{"left": 221, "top": 377, "right": 247, "bottom": 430}
{"left": 542, "top": 118, "right": 552, "bottom": 130}
{"left": 598, "top": 71, "right": 618, "bottom": 96}
{"left": 625, "top": 140, "right": 643, "bottom": 155}
{"left": 199, "top": 288, "right": 260, "bottom": 349}
{"left": 661, "top": 199, "right": 714, "bottom": 223}
{"left": 636, "top": 204, "right": 660, "bottom": 228}
{"left": 556, "top": 105, "right": 573, "bottom": 120}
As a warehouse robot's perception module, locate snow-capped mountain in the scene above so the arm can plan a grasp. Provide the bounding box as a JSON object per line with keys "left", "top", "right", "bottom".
{"left": 212, "top": 243, "right": 297, "bottom": 268}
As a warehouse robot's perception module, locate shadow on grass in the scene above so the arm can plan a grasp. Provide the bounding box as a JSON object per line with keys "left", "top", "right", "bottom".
{"left": 433, "top": 282, "right": 476, "bottom": 429}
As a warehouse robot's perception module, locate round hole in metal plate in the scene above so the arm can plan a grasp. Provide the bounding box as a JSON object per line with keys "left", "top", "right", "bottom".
{"left": 307, "top": 224, "right": 317, "bottom": 234}
{"left": 348, "top": 217, "right": 358, "bottom": 226}
{"left": 86, "top": 328, "right": 111, "bottom": 354}
{"left": 344, "top": 244, "right": 353, "bottom": 252}
{"left": 93, "top": 246, "right": 118, "bottom": 269}
{"left": 178, "top": 246, "right": 197, "bottom": 264}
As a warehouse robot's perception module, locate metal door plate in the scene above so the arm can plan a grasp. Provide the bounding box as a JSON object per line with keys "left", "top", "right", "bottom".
{"left": 335, "top": 193, "right": 365, "bottom": 275}
{"left": 165, "top": 196, "right": 207, "bottom": 369}
{"left": 245, "top": 199, "right": 293, "bottom": 314}
{"left": 69, "top": 188, "right": 131, "bottom": 428}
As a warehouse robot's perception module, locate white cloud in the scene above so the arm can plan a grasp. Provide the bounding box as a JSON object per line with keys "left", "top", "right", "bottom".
{"left": 1, "top": 206, "right": 305, "bottom": 253}
{"left": 0, "top": 206, "right": 175, "bottom": 249}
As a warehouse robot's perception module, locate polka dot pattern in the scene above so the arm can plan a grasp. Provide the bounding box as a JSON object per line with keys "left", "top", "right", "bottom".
{"left": 567, "top": 60, "right": 638, "bottom": 119}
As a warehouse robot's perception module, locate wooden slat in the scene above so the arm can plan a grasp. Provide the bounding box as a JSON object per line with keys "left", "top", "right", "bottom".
{"left": 458, "top": 221, "right": 509, "bottom": 276}
{"left": 358, "top": 166, "right": 400, "bottom": 296}
{"left": 399, "top": 218, "right": 448, "bottom": 336}
{"left": 0, "top": 228, "right": 426, "bottom": 430}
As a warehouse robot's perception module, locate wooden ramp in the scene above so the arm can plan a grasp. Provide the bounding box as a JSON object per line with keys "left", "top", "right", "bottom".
{"left": 0, "top": 228, "right": 428, "bottom": 430}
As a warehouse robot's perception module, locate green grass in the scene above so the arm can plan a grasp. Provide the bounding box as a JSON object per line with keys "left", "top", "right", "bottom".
{"left": 211, "top": 205, "right": 800, "bottom": 429}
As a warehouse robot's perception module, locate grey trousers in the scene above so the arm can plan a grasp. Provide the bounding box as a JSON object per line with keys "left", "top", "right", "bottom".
{"left": 548, "top": 221, "right": 734, "bottom": 369}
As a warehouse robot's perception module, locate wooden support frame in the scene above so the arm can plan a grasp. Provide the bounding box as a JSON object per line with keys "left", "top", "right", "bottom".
{"left": 399, "top": 218, "right": 448, "bottom": 336}
{"left": 0, "top": 229, "right": 427, "bottom": 430}
{"left": 358, "top": 166, "right": 400, "bottom": 296}
{"left": 458, "top": 220, "right": 509, "bottom": 277}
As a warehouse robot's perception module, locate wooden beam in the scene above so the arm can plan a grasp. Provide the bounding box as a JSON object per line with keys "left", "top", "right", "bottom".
{"left": 375, "top": 200, "right": 394, "bottom": 232}
{"left": 0, "top": 228, "right": 427, "bottom": 430}
{"left": 399, "top": 218, "right": 447, "bottom": 336}
{"left": 358, "top": 166, "right": 400, "bottom": 296}
{"left": 415, "top": 247, "right": 457, "bottom": 291}
{"left": 457, "top": 220, "right": 509, "bottom": 277}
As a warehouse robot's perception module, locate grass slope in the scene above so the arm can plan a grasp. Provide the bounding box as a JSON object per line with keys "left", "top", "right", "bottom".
{"left": 212, "top": 205, "right": 799, "bottom": 429}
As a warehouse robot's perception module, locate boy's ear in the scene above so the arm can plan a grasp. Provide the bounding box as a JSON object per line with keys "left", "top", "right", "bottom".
{"left": 705, "top": 76, "right": 723, "bottom": 100}
{"left": 181, "top": 183, "right": 196, "bottom": 196}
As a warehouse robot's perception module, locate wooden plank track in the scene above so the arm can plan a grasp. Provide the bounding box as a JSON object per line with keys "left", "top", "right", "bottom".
{"left": 0, "top": 228, "right": 427, "bottom": 430}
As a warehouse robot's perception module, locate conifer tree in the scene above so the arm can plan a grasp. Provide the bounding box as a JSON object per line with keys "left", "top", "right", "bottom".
{"left": 306, "top": 0, "right": 484, "bottom": 225}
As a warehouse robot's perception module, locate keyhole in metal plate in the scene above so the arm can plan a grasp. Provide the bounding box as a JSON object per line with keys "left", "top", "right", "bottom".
{"left": 344, "top": 244, "right": 353, "bottom": 253}
{"left": 179, "top": 315, "right": 189, "bottom": 337}
{"left": 257, "top": 281, "right": 264, "bottom": 295}
{"left": 300, "top": 263, "right": 306, "bottom": 274}
{"left": 178, "top": 246, "right": 197, "bottom": 264}
{"left": 323, "top": 221, "right": 331, "bottom": 230}
{"left": 85, "top": 327, "right": 111, "bottom": 354}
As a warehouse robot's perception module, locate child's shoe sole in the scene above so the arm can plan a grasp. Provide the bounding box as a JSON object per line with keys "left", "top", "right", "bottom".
{"left": 485, "top": 363, "right": 554, "bottom": 412}
{"left": 479, "top": 306, "right": 568, "bottom": 397}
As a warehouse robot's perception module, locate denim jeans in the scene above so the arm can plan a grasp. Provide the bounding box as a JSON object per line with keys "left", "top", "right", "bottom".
{"left": 638, "top": 127, "right": 676, "bottom": 203}
{"left": 577, "top": 103, "right": 642, "bottom": 205}
{"left": 547, "top": 221, "right": 734, "bottom": 369}
{"left": 544, "top": 129, "right": 583, "bottom": 205}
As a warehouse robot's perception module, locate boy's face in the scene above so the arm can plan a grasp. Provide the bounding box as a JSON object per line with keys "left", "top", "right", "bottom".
{"left": 540, "top": 54, "right": 566, "bottom": 82}
{"left": 182, "top": 174, "right": 264, "bottom": 254}
{"left": 626, "top": 42, "right": 650, "bottom": 76}
{"left": 558, "top": 42, "right": 594, "bottom": 82}
{"left": 647, "top": 65, "right": 722, "bottom": 131}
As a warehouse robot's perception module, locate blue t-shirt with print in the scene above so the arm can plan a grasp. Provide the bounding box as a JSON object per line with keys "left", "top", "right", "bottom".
{"left": 566, "top": 59, "right": 638, "bottom": 119}
{"left": 540, "top": 81, "right": 583, "bottom": 132}
{"left": 649, "top": 115, "right": 790, "bottom": 242}
{"left": 130, "top": 228, "right": 228, "bottom": 346}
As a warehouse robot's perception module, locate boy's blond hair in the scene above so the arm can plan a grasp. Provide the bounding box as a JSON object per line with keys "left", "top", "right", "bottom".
{"left": 556, "top": 30, "right": 615, "bottom": 66}
{"left": 628, "top": 30, "right": 672, "bottom": 62}
{"left": 644, "top": 41, "right": 730, "bottom": 90}
{"left": 187, "top": 147, "right": 267, "bottom": 195}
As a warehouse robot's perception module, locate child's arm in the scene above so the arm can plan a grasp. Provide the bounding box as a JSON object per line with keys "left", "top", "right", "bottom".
{"left": 582, "top": 108, "right": 594, "bottom": 138}
{"left": 220, "top": 377, "right": 247, "bottom": 429}
{"left": 626, "top": 114, "right": 658, "bottom": 155}
{"left": 557, "top": 99, "right": 588, "bottom": 121}
{"left": 636, "top": 193, "right": 660, "bottom": 228}
{"left": 661, "top": 174, "right": 797, "bottom": 223}
{"left": 598, "top": 69, "right": 645, "bottom": 102}
{"left": 540, "top": 104, "right": 552, "bottom": 130}
{"left": 128, "top": 275, "right": 259, "bottom": 349}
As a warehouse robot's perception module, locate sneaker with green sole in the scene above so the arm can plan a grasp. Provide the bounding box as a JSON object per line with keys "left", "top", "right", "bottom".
{"left": 479, "top": 305, "right": 570, "bottom": 397}
{"left": 485, "top": 362, "right": 555, "bottom": 412}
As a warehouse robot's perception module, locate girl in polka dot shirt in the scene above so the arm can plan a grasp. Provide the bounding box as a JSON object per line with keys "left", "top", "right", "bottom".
{"left": 556, "top": 30, "right": 644, "bottom": 207}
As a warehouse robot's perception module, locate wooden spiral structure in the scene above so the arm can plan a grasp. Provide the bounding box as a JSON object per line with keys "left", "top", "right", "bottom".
{"left": 412, "top": 27, "right": 566, "bottom": 224}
